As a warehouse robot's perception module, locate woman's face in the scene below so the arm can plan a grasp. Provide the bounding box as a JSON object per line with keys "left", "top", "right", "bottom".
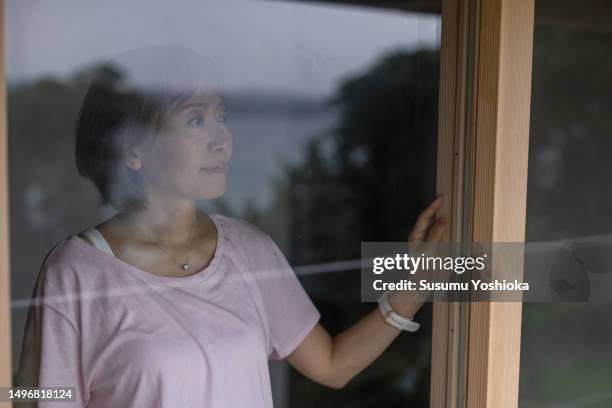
{"left": 132, "top": 87, "right": 232, "bottom": 202}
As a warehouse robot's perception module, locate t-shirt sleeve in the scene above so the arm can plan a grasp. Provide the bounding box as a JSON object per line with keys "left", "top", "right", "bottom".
{"left": 258, "top": 234, "right": 321, "bottom": 360}
{"left": 15, "top": 255, "right": 89, "bottom": 407}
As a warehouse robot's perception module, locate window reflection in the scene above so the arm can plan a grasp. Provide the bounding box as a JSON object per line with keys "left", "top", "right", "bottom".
{"left": 8, "top": 1, "right": 441, "bottom": 406}
{"left": 520, "top": 1, "right": 612, "bottom": 406}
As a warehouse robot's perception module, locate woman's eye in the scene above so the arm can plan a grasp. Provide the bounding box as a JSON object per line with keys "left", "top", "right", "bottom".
{"left": 186, "top": 115, "right": 204, "bottom": 127}
{"left": 218, "top": 113, "right": 229, "bottom": 123}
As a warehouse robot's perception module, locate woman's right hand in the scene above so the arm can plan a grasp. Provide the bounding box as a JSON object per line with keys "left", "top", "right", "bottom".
{"left": 388, "top": 195, "right": 447, "bottom": 317}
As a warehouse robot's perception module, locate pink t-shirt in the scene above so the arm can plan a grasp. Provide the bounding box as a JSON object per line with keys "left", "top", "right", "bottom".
{"left": 17, "top": 214, "right": 321, "bottom": 407}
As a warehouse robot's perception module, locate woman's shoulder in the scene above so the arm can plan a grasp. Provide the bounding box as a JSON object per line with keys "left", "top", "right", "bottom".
{"left": 41, "top": 235, "right": 84, "bottom": 270}
{"left": 212, "top": 214, "right": 271, "bottom": 243}
{"left": 38, "top": 231, "right": 112, "bottom": 281}
{"left": 211, "top": 214, "right": 279, "bottom": 260}
{"left": 31, "top": 235, "right": 92, "bottom": 300}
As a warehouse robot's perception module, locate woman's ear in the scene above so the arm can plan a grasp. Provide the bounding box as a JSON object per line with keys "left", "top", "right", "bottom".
{"left": 125, "top": 143, "right": 143, "bottom": 171}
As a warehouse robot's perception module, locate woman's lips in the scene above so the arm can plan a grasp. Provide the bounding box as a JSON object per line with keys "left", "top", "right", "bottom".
{"left": 200, "top": 164, "right": 228, "bottom": 173}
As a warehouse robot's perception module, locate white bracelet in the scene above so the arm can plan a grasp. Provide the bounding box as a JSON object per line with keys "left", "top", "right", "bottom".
{"left": 377, "top": 291, "right": 420, "bottom": 332}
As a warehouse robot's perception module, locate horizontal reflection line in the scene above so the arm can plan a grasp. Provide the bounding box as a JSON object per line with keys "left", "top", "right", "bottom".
{"left": 10, "top": 258, "right": 364, "bottom": 309}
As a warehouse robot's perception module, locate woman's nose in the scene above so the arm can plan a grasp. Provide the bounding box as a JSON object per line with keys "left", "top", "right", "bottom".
{"left": 207, "top": 124, "right": 231, "bottom": 156}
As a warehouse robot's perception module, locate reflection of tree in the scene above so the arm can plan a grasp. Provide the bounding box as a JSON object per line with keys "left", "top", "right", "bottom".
{"left": 285, "top": 50, "right": 439, "bottom": 264}
{"left": 8, "top": 64, "right": 128, "bottom": 238}
{"left": 526, "top": 26, "right": 612, "bottom": 241}
{"left": 8, "top": 69, "right": 106, "bottom": 303}
{"left": 253, "top": 49, "right": 440, "bottom": 407}
{"left": 521, "top": 26, "right": 612, "bottom": 407}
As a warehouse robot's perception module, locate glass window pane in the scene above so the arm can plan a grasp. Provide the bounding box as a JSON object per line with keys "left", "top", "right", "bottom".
{"left": 520, "top": 1, "right": 612, "bottom": 406}
{"left": 7, "top": 1, "right": 441, "bottom": 406}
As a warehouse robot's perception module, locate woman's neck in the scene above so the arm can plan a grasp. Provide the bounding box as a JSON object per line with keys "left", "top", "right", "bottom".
{"left": 118, "top": 200, "right": 202, "bottom": 246}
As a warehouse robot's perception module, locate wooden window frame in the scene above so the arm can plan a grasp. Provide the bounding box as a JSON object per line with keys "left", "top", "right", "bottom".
{"left": 430, "top": 0, "right": 471, "bottom": 406}
{"left": 0, "top": 2, "right": 12, "bottom": 406}
{"left": 464, "top": 0, "right": 534, "bottom": 407}
{"left": 431, "top": 0, "right": 535, "bottom": 407}
{"left": 0, "top": 0, "right": 535, "bottom": 407}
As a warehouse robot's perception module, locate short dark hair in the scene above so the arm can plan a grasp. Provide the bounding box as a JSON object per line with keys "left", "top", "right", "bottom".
{"left": 75, "top": 44, "right": 222, "bottom": 211}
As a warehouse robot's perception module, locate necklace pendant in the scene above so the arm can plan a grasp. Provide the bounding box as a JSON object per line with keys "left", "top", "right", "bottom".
{"left": 182, "top": 264, "right": 190, "bottom": 270}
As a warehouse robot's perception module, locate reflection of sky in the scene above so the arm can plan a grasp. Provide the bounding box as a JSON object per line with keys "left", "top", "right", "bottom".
{"left": 7, "top": 0, "right": 440, "bottom": 215}
{"left": 223, "top": 109, "right": 338, "bottom": 211}
{"left": 6, "top": 0, "right": 440, "bottom": 97}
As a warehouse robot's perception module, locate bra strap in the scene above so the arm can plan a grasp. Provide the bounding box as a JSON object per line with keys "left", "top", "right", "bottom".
{"left": 81, "top": 228, "right": 115, "bottom": 257}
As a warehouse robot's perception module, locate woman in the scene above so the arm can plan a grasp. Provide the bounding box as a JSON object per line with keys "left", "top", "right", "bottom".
{"left": 17, "top": 44, "right": 446, "bottom": 407}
